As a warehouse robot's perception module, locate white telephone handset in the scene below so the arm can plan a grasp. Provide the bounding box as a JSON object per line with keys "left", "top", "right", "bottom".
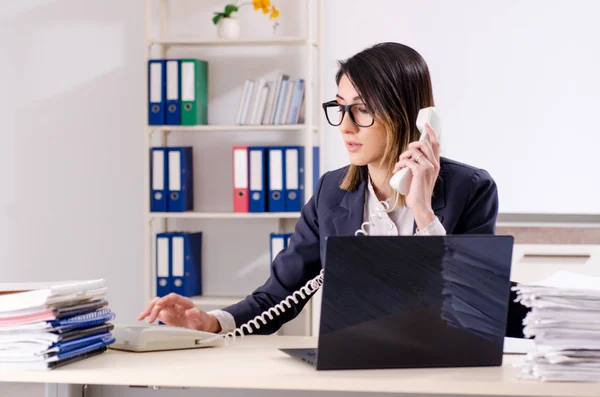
{"left": 389, "top": 107, "right": 442, "bottom": 195}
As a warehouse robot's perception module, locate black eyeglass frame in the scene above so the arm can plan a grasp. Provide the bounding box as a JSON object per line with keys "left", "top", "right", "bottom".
{"left": 321, "top": 100, "right": 375, "bottom": 128}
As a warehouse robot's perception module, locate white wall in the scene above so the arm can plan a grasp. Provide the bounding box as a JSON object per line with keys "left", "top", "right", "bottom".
{"left": 0, "top": 2, "right": 311, "bottom": 375}
{"left": 320, "top": 0, "right": 600, "bottom": 215}
{"left": 0, "top": 0, "right": 145, "bottom": 322}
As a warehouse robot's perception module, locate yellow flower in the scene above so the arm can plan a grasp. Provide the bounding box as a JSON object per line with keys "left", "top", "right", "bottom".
{"left": 252, "top": 0, "right": 271, "bottom": 10}
{"left": 270, "top": 5, "right": 279, "bottom": 19}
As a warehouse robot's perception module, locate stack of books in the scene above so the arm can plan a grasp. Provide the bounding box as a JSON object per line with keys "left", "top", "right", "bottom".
{"left": 0, "top": 279, "right": 115, "bottom": 371}
{"left": 235, "top": 73, "right": 305, "bottom": 125}
{"left": 513, "top": 271, "right": 600, "bottom": 382}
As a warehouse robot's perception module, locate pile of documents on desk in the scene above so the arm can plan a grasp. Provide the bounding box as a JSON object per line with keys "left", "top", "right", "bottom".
{"left": 0, "top": 279, "right": 115, "bottom": 370}
{"left": 513, "top": 271, "right": 600, "bottom": 382}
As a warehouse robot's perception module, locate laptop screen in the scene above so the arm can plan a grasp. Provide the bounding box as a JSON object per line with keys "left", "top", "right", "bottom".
{"left": 316, "top": 235, "right": 514, "bottom": 370}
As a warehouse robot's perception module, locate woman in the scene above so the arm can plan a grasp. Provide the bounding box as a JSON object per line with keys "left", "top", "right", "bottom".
{"left": 139, "top": 42, "right": 526, "bottom": 336}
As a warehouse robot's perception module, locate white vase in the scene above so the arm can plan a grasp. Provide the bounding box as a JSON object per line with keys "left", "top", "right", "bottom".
{"left": 217, "top": 17, "right": 240, "bottom": 39}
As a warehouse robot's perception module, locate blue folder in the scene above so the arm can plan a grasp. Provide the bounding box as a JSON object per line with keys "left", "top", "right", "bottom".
{"left": 249, "top": 146, "right": 268, "bottom": 212}
{"left": 148, "top": 60, "right": 166, "bottom": 125}
{"left": 170, "top": 232, "right": 203, "bottom": 297}
{"left": 51, "top": 332, "right": 113, "bottom": 354}
{"left": 269, "top": 233, "right": 292, "bottom": 275}
{"left": 167, "top": 147, "right": 194, "bottom": 212}
{"left": 150, "top": 147, "right": 168, "bottom": 212}
{"left": 54, "top": 337, "right": 115, "bottom": 361}
{"left": 284, "top": 146, "right": 305, "bottom": 212}
{"left": 268, "top": 147, "right": 286, "bottom": 212}
{"left": 156, "top": 232, "right": 172, "bottom": 297}
{"left": 165, "top": 59, "right": 181, "bottom": 125}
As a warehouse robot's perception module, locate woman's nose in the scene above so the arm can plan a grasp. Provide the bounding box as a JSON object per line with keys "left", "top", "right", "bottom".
{"left": 339, "top": 111, "right": 358, "bottom": 134}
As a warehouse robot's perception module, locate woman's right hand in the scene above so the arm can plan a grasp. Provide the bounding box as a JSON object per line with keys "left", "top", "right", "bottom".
{"left": 137, "top": 293, "right": 221, "bottom": 333}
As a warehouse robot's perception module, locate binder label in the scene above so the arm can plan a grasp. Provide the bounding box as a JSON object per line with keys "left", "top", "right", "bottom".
{"left": 166, "top": 60, "right": 179, "bottom": 100}
{"left": 169, "top": 150, "right": 182, "bottom": 191}
{"left": 157, "top": 237, "right": 169, "bottom": 278}
{"left": 172, "top": 236, "right": 184, "bottom": 277}
{"left": 182, "top": 62, "right": 195, "bottom": 101}
{"left": 250, "top": 150, "right": 263, "bottom": 191}
{"left": 271, "top": 236, "right": 285, "bottom": 263}
{"left": 269, "top": 150, "right": 283, "bottom": 191}
{"left": 234, "top": 149, "right": 248, "bottom": 188}
{"left": 150, "top": 62, "right": 162, "bottom": 103}
{"left": 286, "top": 149, "right": 298, "bottom": 190}
{"left": 152, "top": 150, "right": 164, "bottom": 190}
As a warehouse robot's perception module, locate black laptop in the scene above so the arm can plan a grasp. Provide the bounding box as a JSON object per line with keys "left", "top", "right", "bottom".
{"left": 281, "top": 235, "right": 514, "bottom": 370}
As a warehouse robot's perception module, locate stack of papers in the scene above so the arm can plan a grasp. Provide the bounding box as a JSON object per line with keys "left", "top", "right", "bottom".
{"left": 512, "top": 271, "right": 600, "bottom": 382}
{"left": 0, "top": 279, "right": 115, "bottom": 370}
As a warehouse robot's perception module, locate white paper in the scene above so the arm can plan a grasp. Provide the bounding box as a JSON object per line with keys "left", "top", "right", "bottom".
{"left": 513, "top": 271, "right": 600, "bottom": 382}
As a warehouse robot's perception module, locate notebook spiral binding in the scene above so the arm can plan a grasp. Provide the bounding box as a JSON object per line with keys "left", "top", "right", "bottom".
{"left": 223, "top": 270, "right": 324, "bottom": 344}
{"left": 60, "top": 308, "right": 113, "bottom": 324}
{"left": 354, "top": 194, "right": 398, "bottom": 236}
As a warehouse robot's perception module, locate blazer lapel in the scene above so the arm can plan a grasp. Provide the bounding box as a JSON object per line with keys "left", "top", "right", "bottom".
{"left": 332, "top": 177, "right": 367, "bottom": 236}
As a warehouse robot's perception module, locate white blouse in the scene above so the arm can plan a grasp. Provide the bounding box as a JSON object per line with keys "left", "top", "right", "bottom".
{"left": 362, "top": 176, "right": 447, "bottom": 236}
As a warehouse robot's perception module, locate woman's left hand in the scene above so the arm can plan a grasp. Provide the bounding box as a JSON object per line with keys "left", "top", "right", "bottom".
{"left": 392, "top": 122, "right": 441, "bottom": 228}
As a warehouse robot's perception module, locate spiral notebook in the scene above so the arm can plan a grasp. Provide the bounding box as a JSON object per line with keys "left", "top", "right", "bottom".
{"left": 0, "top": 323, "right": 114, "bottom": 345}
{"left": 51, "top": 308, "right": 115, "bottom": 333}
{"left": 0, "top": 308, "right": 115, "bottom": 333}
{"left": 0, "top": 332, "right": 114, "bottom": 357}
{"left": 0, "top": 341, "right": 113, "bottom": 371}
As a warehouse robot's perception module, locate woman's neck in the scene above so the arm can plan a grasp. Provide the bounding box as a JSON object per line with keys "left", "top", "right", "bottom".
{"left": 367, "top": 163, "right": 394, "bottom": 202}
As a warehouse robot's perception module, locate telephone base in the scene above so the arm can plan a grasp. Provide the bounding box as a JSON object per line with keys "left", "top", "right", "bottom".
{"left": 110, "top": 324, "right": 224, "bottom": 352}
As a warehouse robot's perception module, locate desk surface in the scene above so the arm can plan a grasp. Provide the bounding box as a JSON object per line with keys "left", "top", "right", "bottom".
{"left": 0, "top": 336, "right": 597, "bottom": 396}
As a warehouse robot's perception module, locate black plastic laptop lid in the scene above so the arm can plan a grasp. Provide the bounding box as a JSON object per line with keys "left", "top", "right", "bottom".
{"left": 316, "top": 235, "right": 514, "bottom": 370}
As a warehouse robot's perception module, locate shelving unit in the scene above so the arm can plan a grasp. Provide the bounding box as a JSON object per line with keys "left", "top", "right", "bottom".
{"left": 149, "top": 37, "right": 316, "bottom": 47}
{"left": 150, "top": 124, "right": 318, "bottom": 133}
{"left": 149, "top": 212, "right": 301, "bottom": 220}
{"left": 143, "top": 0, "right": 323, "bottom": 336}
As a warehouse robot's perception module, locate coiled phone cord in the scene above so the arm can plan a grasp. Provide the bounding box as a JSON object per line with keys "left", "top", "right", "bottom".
{"left": 221, "top": 193, "right": 398, "bottom": 344}
{"left": 223, "top": 269, "right": 325, "bottom": 344}
{"left": 355, "top": 193, "right": 399, "bottom": 236}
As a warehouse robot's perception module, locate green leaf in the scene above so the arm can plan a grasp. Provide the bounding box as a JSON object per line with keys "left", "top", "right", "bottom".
{"left": 213, "top": 13, "right": 224, "bottom": 25}
{"left": 224, "top": 4, "right": 238, "bottom": 17}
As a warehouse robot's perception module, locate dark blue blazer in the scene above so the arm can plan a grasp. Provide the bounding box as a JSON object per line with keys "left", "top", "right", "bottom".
{"left": 223, "top": 157, "right": 527, "bottom": 336}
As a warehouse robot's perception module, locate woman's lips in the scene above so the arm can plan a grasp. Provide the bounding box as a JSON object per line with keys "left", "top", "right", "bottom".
{"left": 345, "top": 142, "right": 362, "bottom": 152}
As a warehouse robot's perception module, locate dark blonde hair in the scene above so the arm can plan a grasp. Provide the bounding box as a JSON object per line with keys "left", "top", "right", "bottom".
{"left": 337, "top": 42, "right": 435, "bottom": 203}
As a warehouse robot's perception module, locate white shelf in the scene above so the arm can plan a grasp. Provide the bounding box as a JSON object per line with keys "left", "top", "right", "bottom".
{"left": 149, "top": 124, "right": 318, "bottom": 132}
{"left": 191, "top": 296, "right": 243, "bottom": 308}
{"left": 150, "top": 212, "right": 301, "bottom": 219}
{"left": 144, "top": 0, "right": 322, "bottom": 338}
{"left": 150, "top": 36, "right": 317, "bottom": 47}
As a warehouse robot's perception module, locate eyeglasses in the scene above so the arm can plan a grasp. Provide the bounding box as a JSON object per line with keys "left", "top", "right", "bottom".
{"left": 322, "top": 100, "right": 375, "bottom": 128}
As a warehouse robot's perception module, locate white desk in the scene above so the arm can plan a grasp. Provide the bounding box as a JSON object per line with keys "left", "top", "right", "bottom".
{"left": 0, "top": 336, "right": 597, "bottom": 397}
